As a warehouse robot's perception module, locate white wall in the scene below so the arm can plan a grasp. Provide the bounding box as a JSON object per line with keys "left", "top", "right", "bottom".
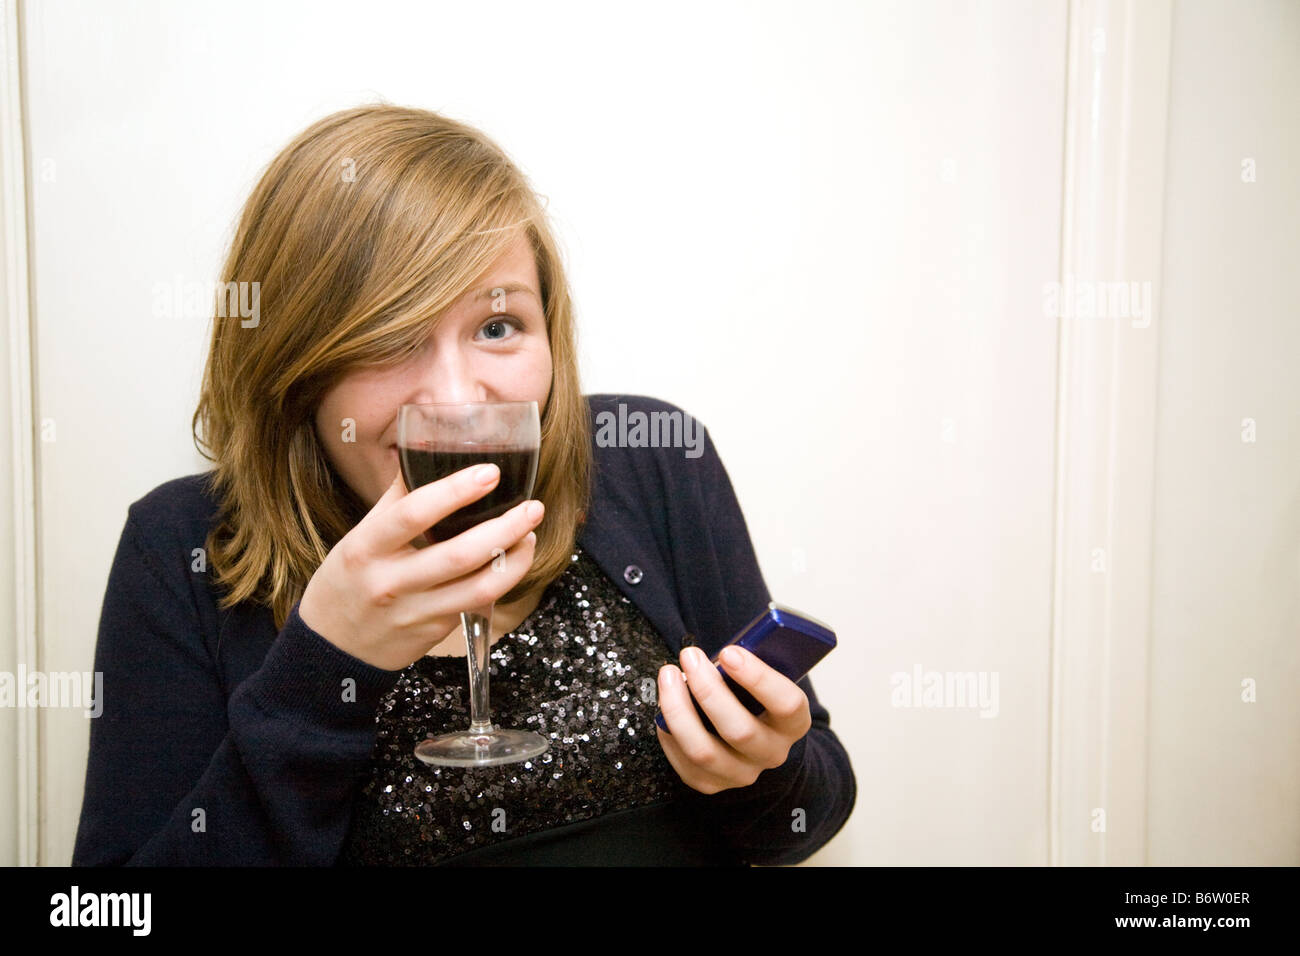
{"left": 8, "top": 0, "right": 1296, "bottom": 869}
{"left": 1146, "top": 0, "right": 1300, "bottom": 865}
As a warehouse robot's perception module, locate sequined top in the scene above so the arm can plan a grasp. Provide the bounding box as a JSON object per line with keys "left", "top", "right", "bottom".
{"left": 339, "top": 546, "right": 685, "bottom": 865}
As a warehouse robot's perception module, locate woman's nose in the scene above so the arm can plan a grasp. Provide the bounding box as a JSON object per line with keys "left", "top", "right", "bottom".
{"left": 413, "top": 350, "right": 487, "bottom": 405}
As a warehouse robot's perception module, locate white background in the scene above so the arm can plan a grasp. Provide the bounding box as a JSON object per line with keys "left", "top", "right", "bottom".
{"left": 2, "top": 0, "right": 1296, "bottom": 867}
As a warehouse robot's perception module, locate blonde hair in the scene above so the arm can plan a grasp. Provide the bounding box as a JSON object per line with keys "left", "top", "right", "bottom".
{"left": 192, "top": 104, "right": 591, "bottom": 631}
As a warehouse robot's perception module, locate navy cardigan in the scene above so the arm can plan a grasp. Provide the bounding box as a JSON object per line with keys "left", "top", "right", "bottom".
{"left": 72, "top": 394, "right": 856, "bottom": 866}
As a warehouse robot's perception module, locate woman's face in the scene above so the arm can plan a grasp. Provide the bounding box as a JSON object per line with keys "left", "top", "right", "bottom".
{"left": 314, "top": 231, "right": 553, "bottom": 511}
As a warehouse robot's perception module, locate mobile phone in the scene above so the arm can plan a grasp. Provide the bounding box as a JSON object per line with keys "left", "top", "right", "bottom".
{"left": 654, "top": 602, "right": 836, "bottom": 735}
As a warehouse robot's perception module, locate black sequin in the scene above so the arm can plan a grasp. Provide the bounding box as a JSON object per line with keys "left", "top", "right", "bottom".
{"left": 339, "top": 547, "right": 681, "bottom": 865}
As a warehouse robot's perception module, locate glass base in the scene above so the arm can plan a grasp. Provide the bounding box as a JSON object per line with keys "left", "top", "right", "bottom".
{"left": 414, "top": 727, "right": 550, "bottom": 767}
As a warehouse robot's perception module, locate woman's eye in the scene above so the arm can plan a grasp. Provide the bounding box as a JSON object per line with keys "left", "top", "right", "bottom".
{"left": 478, "top": 317, "right": 522, "bottom": 341}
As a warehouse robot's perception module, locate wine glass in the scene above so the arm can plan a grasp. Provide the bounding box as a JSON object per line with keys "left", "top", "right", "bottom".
{"left": 397, "top": 400, "right": 548, "bottom": 767}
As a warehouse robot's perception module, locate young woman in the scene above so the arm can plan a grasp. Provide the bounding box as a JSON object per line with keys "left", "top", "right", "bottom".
{"left": 72, "top": 105, "right": 855, "bottom": 865}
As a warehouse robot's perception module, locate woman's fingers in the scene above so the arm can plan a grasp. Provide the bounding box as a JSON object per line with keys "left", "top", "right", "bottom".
{"left": 299, "top": 462, "right": 542, "bottom": 670}
{"left": 714, "top": 645, "right": 812, "bottom": 741}
{"left": 655, "top": 722, "right": 738, "bottom": 795}
{"left": 385, "top": 497, "right": 544, "bottom": 597}
{"left": 656, "top": 662, "right": 761, "bottom": 787}
{"left": 654, "top": 645, "right": 815, "bottom": 794}
{"left": 362, "top": 462, "right": 502, "bottom": 557}
{"left": 677, "top": 647, "right": 791, "bottom": 766}
{"left": 400, "top": 527, "right": 538, "bottom": 626}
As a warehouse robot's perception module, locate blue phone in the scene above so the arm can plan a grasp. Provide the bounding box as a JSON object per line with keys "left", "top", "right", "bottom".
{"left": 654, "top": 602, "right": 836, "bottom": 735}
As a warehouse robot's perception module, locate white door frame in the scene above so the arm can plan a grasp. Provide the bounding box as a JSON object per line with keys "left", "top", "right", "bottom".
{"left": 1049, "top": 0, "right": 1172, "bottom": 866}
{"left": 1, "top": 0, "right": 41, "bottom": 868}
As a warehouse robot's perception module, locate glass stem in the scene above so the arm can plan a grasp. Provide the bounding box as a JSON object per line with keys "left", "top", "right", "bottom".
{"left": 461, "top": 606, "right": 494, "bottom": 736}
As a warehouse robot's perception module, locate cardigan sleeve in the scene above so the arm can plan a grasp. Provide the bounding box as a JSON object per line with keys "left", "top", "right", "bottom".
{"left": 672, "top": 421, "right": 857, "bottom": 866}
{"left": 72, "top": 510, "right": 401, "bottom": 866}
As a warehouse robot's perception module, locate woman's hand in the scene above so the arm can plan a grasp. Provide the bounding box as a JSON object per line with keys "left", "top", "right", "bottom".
{"left": 298, "top": 464, "right": 544, "bottom": 671}
{"left": 654, "top": 645, "right": 813, "bottom": 794}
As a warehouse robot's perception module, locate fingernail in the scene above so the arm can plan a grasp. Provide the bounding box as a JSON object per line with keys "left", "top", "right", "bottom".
{"left": 473, "top": 463, "right": 499, "bottom": 483}
{"left": 525, "top": 500, "right": 544, "bottom": 521}
{"left": 721, "top": 646, "right": 743, "bottom": 669}
{"left": 685, "top": 647, "right": 708, "bottom": 669}
{"left": 525, "top": 531, "right": 536, "bottom": 545}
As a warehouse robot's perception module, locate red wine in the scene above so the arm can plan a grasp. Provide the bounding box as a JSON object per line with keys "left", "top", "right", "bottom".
{"left": 398, "top": 444, "right": 539, "bottom": 544}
